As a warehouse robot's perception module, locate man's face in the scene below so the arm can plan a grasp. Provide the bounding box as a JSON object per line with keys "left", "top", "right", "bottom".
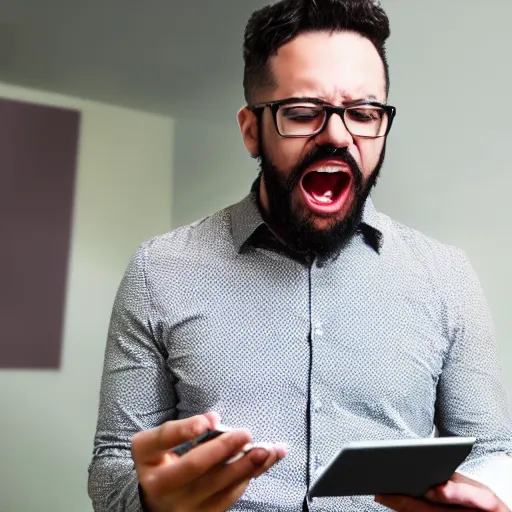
{"left": 239, "top": 31, "right": 389, "bottom": 258}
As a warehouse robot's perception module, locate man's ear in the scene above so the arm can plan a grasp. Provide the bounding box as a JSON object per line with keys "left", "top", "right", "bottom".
{"left": 237, "top": 106, "right": 260, "bottom": 158}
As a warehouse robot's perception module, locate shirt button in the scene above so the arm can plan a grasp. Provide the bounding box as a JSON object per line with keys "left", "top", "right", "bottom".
{"left": 314, "top": 323, "right": 324, "bottom": 336}
{"left": 313, "top": 400, "right": 322, "bottom": 412}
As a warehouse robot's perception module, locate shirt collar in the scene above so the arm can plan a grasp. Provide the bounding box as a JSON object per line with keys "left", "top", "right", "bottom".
{"left": 231, "top": 179, "right": 382, "bottom": 254}
{"left": 231, "top": 188, "right": 266, "bottom": 253}
{"left": 359, "top": 197, "right": 383, "bottom": 254}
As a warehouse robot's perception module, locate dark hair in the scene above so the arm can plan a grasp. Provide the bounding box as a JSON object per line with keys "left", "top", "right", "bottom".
{"left": 243, "top": 0, "right": 391, "bottom": 104}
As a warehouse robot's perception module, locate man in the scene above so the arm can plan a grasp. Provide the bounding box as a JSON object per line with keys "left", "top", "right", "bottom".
{"left": 88, "top": 0, "right": 512, "bottom": 510}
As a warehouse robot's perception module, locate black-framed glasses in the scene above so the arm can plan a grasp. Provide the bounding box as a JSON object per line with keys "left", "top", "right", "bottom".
{"left": 248, "top": 97, "right": 396, "bottom": 139}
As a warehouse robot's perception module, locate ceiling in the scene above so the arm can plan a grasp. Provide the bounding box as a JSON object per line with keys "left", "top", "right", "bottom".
{"left": 0, "top": 0, "right": 270, "bottom": 121}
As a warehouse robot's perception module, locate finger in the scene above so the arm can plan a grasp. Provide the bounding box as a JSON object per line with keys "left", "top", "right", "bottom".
{"left": 230, "top": 441, "right": 288, "bottom": 480}
{"left": 249, "top": 445, "right": 286, "bottom": 478}
{"left": 268, "top": 442, "right": 288, "bottom": 461}
{"left": 147, "top": 429, "right": 254, "bottom": 493}
{"left": 198, "top": 447, "right": 282, "bottom": 511}
{"left": 227, "top": 440, "right": 288, "bottom": 463}
{"left": 375, "top": 494, "right": 477, "bottom": 512}
{"left": 425, "top": 481, "right": 499, "bottom": 511}
{"left": 184, "top": 446, "right": 275, "bottom": 505}
{"left": 132, "top": 413, "right": 218, "bottom": 465}
{"left": 203, "top": 476, "right": 253, "bottom": 512}
{"left": 205, "top": 411, "right": 221, "bottom": 428}
{"left": 376, "top": 495, "right": 426, "bottom": 512}
{"left": 450, "top": 472, "right": 487, "bottom": 488}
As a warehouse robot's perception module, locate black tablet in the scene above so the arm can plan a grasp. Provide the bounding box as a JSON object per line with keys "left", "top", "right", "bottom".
{"left": 308, "top": 436, "right": 476, "bottom": 499}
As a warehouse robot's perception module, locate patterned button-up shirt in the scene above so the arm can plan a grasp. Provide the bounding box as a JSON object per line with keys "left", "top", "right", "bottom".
{"left": 88, "top": 184, "right": 512, "bottom": 511}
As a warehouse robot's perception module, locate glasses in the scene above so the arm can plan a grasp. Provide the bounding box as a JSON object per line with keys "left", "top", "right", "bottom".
{"left": 248, "top": 97, "right": 396, "bottom": 139}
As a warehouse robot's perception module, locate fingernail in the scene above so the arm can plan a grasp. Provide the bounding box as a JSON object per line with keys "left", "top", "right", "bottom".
{"left": 274, "top": 442, "right": 289, "bottom": 459}
{"left": 252, "top": 442, "right": 273, "bottom": 451}
{"left": 225, "top": 451, "right": 246, "bottom": 464}
{"left": 241, "top": 442, "right": 255, "bottom": 453}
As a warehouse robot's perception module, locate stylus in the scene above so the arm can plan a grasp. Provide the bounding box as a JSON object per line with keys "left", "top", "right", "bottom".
{"left": 171, "top": 425, "right": 233, "bottom": 456}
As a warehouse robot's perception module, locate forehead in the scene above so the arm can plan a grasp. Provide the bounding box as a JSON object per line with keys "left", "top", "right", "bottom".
{"left": 269, "top": 31, "right": 386, "bottom": 103}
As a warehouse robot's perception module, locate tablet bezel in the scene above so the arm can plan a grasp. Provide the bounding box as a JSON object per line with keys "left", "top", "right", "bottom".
{"left": 308, "top": 436, "right": 476, "bottom": 499}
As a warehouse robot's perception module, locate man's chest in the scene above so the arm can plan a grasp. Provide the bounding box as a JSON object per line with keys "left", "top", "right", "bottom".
{"left": 152, "top": 244, "right": 450, "bottom": 433}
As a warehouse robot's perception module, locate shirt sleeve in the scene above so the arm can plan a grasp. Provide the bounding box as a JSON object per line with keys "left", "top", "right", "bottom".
{"left": 87, "top": 241, "right": 178, "bottom": 511}
{"left": 435, "top": 248, "right": 512, "bottom": 508}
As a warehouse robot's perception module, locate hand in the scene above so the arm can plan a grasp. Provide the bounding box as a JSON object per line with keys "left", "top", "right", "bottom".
{"left": 131, "top": 412, "right": 287, "bottom": 512}
{"left": 375, "top": 473, "right": 510, "bottom": 512}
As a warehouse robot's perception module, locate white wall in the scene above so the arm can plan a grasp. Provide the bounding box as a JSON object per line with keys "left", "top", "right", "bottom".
{"left": 0, "top": 82, "right": 174, "bottom": 512}
{"left": 171, "top": 0, "right": 512, "bottom": 397}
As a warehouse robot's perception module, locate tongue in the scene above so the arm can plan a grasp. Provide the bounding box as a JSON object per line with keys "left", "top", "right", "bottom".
{"left": 303, "top": 172, "right": 343, "bottom": 202}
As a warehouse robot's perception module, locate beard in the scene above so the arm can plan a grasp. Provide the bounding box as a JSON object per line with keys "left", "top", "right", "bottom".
{"left": 257, "top": 139, "right": 386, "bottom": 261}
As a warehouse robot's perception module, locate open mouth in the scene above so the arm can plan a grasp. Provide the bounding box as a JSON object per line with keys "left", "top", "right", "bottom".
{"left": 300, "top": 163, "right": 353, "bottom": 214}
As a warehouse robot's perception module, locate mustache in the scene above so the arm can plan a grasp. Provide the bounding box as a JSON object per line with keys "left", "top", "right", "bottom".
{"left": 285, "top": 145, "right": 363, "bottom": 191}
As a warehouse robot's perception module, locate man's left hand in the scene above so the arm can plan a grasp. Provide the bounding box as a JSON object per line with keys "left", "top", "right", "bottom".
{"left": 375, "top": 473, "right": 510, "bottom": 512}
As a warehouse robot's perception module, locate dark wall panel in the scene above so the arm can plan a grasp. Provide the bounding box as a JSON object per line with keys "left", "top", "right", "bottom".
{"left": 0, "top": 98, "right": 81, "bottom": 370}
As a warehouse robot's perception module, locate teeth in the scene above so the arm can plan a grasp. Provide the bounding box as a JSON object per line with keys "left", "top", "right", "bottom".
{"left": 314, "top": 166, "right": 344, "bottom": 173}
{"left": 316, "top": 195, "right": 333, "bottom": 204}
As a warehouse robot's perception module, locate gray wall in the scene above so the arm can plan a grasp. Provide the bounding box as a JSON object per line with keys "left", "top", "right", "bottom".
{"left": 171, "top": 0, "right": 512, "bottom": 396}
{"left": 172, "top": 117, "right": 255, "bottom": 228}
{"left": 375, "top": 0, "right": 512, "bottom": 394}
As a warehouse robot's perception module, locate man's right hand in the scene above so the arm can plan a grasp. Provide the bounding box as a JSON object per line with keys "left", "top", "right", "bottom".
{"left": 131, "top": 412, "right": 287, "bottom": 512}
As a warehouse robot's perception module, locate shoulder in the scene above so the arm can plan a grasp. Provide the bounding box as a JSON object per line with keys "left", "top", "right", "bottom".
{"left": 126, "top": 205, "right": 236, "bottom": 287}
{"left": 375, "top": 211, "right": 491, "bottom": 327}
{"left": 376, "top": 210, "right": 471, "bottom": 281}
{"left": 141, "top": 207, "right": 233, "bottom": 259}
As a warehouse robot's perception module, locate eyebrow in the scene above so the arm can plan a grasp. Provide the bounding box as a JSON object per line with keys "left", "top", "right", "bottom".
{"left": 272, "top": 95, "right": 384, "bottom": 110}
{"left": 342, "top": 94, "right": 379, "bottom": 105}
{"left": 293, "top": 94, "right": 381, "bottom": 106}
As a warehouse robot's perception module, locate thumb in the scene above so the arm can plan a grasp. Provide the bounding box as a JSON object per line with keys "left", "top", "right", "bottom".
{"left": 425, "top": 481, "right": 499, "bottom": 511}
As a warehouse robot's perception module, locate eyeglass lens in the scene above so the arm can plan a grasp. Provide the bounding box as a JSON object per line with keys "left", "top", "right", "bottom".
{"left": 276, "top": 103, "right": 389, "bottom": 137}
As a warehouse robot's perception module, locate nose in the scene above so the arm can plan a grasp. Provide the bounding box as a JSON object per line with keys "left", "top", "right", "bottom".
{"left": 314, "top": 112, "right": 353, "bottom": 149}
